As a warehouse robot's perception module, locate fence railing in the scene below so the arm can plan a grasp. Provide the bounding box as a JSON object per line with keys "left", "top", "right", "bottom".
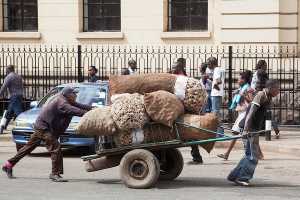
{"left": 0, "top": 45, "right": 299, "bottom": 125}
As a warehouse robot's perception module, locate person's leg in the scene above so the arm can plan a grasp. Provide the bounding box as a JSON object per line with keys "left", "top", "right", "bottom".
{"left": 12, "top": 95, "right": 23, "bottom": 117}
{"left": 3, "top": 131, "right": 42, "bottom": 178}
{"left": 190, "top": 145, "right": 203, "bottom": 164}
{"left": 218, "top": 139, "right": 237, "bottom": 160}
{"left": 42, "top": 133, "right": 67, "bottom": 182}
{"left": 228, "top": 136, "right": 259, "bottom": 185}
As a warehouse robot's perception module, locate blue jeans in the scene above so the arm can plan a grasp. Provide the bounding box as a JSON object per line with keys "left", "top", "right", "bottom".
{"left": 5, "top": 95, "right": 23, "bottom": 126}
{"left": 211, "top": 96, "right": 222, "bottom": 117}
{"left": 204, "top": 90, "right": 212, "bottom": 113}
{"left": 227, "top": 136, "right": 259, "bottom": 182}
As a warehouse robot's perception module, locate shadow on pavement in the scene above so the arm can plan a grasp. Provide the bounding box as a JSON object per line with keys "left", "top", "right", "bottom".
{"left": 156, "top": 177, "right": 300, "bottom": 189}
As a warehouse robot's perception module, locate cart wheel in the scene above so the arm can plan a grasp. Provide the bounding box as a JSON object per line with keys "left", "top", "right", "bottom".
{"left": 120, "top": 149, "right": 160, "bottom": 189}
{"left": 159, "top": 148, "right": 184, "bottom": 181}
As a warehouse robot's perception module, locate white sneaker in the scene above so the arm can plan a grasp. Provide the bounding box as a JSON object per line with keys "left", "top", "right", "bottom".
{"left": 235, "top": 180, "right": 250, "bottom": 186}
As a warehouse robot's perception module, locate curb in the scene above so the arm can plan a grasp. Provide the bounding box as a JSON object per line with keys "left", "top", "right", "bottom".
{"left": 0, "top": 134, "right": 12, "bottom": 142}
{"left": 215, "top": 138, "right": 300, "bottom": 157}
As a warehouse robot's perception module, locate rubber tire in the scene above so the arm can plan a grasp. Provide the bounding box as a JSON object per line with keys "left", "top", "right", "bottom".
{"left": 120, "top": 149, "right": 160, "bottom": 189}
{"left": 16, "top": 143, "right": 25, "bottom": 151}
{"left": 159, "top": 148, "right": 184, "bottom": 181}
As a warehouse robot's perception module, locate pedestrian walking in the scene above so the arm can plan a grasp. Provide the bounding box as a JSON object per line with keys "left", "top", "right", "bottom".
{"left": 121, "top": 59, "right": 137, "bottom": 75}
{"left": 227, "top": 79, "right": 280, "bottom": 186}
{"left": 2, "top": 87, "right": 92, "bottom": 182}
{"left": 199, "top": 62, "right": 212, "bottom": 113}
{"left": 210, "top": 57, "right": 225, "bottom": 118}
{"left": 217, "top": 70, "right": 254, "bottom": 160}
{"left": 0, "top": 65, "right": 23, "bottom": 134}
{"left": 88, "top": 65, "right": 98, "bottom": 83}
{"left": 170, "top": 58, "right": 203, "bottom": 164}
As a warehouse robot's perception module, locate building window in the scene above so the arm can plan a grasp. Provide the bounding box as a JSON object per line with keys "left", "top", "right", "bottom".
{"left": 168, "top": 0, "right": 208, "bottom": 31}
{"left": 83, "top": 0, "right": 121, "bottom": 32}
{"left": 3, "top": 0, "right": 38, "bottom": 32}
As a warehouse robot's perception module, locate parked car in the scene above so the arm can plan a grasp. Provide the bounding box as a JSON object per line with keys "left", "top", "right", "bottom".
{"left": 12, "top": 82, "right": 109, "bottom": 152}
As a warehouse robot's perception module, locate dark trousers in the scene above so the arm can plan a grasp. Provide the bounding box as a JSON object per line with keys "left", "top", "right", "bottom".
{"left": 8, "top": 130, "right": 63, "bottom": 175}
{"left": 5, "top": 95, "right": 23, "bottom": 127}
{"left": 191, "top": 145, "right": 202, "bottom": 161}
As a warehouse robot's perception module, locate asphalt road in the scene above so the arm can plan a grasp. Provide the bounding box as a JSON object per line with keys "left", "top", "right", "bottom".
{"left": 0, "top": 141, "right": 300, "bottom": 200}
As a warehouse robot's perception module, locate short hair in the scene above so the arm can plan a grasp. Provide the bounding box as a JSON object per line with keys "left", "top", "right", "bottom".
{"left": 6, "top": 65, "right": 15, "bottom": 72}
{"left": 128, "top": 59, "right": 137, "bottom": 65}
{"left": 207, "top": 57, "right": 218, "bottom": 66}
{"left": 265, "top": 79, "right": 280, "bottom": 89}
{"left": 240, "top": 70, "right": 252, "bottom": 84}
{"left": 177, "top": 58, "right": 186, "bottom": 64}
{"left": 256, "top": 60, "right": 267, "bottom": 70}
{"left": 89, "top": 65, "right": 98, "bottom": 73}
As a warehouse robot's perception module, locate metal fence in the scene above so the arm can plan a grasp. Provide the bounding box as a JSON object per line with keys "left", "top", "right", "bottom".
{"left": 0, "top": 45, "right": 299, "bottom": 125}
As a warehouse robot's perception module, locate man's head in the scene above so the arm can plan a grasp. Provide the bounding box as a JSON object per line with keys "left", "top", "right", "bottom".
{"left": 207, "top": 57, "right": 218, "bottom": 69}
{"left": 256, "top": 60, "right": 267, "bottom": 71}
{"left": 61, "top": 87, "right": 78, "bottom": 104}
{"left": 6, "top": 65, "right": 15, "bottom": 75}
{"left": 88, "top": 66, "right": 98, "bottom": 76}
{"left": 239, "top": 70, "right": 252, "bottom": 85}
{"left": 128, "top": 59, "right": 137, "bottom": 71}
{"left": 177, "top": 58, "right": 186, "bottom": 68}
{"left": 265, "top": 79, "right": 280, "bottom": 97}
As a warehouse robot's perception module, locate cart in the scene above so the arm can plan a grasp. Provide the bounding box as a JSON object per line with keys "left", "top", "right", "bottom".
{"left": 81, "top": 122, "right": 264, "bottom": 189}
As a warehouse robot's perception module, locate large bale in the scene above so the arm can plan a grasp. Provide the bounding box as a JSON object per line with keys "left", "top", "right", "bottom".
{"left": 109, "top": 73, "right": 176, "bottom": 96}
{"left": 75, "top": 107, "right": 117, "bottom": 136}
{"left": 177, "top": 113, "right": 218, "bottom": 153}
{"left": 183, "top": 78, "right": 208, "bottom": 114}
{"left": 111, "top": 93, "right": 149, "bottom": 131}
{"left": 144, "top": 90, "right": 184, "bottom": 127}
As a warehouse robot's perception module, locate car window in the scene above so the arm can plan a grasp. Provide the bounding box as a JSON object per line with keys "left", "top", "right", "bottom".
{"left": 38, "top": 85, "right": 107, "bottom": 108}
{"left": 76, "top": 87, "right": 107, "bottom": 106}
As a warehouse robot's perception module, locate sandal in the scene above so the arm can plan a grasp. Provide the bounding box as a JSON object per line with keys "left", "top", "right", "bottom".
{"left": 217, "top": 154, "right": 228, "bottom": 160}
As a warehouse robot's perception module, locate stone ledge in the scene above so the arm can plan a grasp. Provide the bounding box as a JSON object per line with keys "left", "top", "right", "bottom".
{"left": 0, "top": 32, "right": 41, "bottom": 39}
{"left": 76, "top": 32, "right": 124, "bottom": 39}
{"left": 160, "top": 31, "right": 211, "bottom": 39}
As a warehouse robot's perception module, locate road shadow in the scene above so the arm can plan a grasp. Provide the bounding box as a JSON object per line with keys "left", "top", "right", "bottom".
{"left": 156, "top": 177, "right": 300, "bottom": 189}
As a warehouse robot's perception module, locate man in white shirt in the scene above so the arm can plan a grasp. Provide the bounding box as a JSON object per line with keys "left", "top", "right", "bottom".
{"left": 209, "top": 57, "right": 225, "bottom": 118}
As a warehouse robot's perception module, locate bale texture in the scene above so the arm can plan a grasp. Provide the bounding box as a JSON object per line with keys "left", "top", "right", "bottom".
{"left": 109, "top": 73, "right": 176, "bottom": 96}
{"left": 111, "top": 93, "right": 149, "bottom": 130}
{"left": 76, "top": 107, "right": 116, "bottom": 136}
{"left": 144, "top": 90, "right": 184, "bottom": 127}
{"left": 183, "top": 78, "right": 208, "bottom": 114}
{"left": 177, "top": 113, "right": 218, "bottom": 153}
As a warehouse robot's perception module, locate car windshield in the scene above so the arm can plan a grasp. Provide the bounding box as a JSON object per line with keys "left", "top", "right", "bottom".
{"left": 38, "top": 85, "right": 107, "bottom": 107}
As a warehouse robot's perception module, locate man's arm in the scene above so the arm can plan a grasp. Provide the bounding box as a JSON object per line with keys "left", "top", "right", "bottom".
{"left": 243, "top": 103, "right": 259, "bottom": 132}
{"left": 73, "top": 102, "right": 92, "bottom": 111}
{"left": 0, "top": 76, "right": 9, "bottom": 97}
{"left": 58, "top": 101, "right": 88, "bottom": 117}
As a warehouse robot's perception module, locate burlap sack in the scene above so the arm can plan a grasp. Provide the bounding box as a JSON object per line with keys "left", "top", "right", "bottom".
{"left": 144, "top": 91, "right": 184, "bottom": 127}
{"left": 183, "top": 78, "right": 208, "bottom": 114}
{"left": 143, "top": 123, "right": 177, "bottom": 143}
{"left": 75, "top": 107, "right": 117, "bottom": 136}
{"left": 113, "top": 123, "right": 177, "bottom": 146}
{"left": 109, "top": 73, "right": 176, "bottom": 96}
{"left": 111, "top": 93, "right": 149, "bottom": 130}
{"left": 177, "top": 113, "right": 218, "bottom": 153}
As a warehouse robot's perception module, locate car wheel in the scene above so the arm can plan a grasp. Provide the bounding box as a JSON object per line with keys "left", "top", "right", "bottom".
{"left": 16, "top": 143, "right": 25, "bottom": 151}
